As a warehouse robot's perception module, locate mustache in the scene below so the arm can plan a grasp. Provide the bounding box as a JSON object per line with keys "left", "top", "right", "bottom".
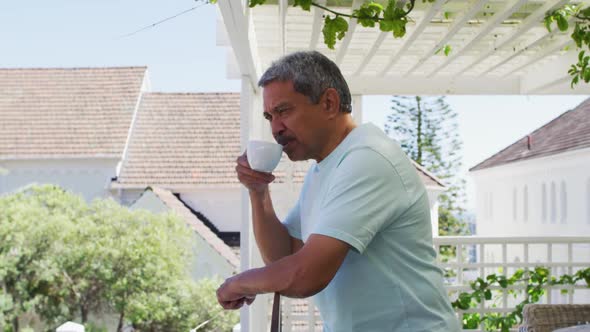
{"left": 274, "top": 135, "right": 294, "bottom": 146}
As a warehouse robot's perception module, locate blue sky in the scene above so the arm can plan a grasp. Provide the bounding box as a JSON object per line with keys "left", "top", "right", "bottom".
{"left": 2, "top": 0, "right": 588, "bottom": 210}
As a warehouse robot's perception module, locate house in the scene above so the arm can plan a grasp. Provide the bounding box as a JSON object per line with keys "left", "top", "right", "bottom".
{"left": 470, "top": 98, "right": 590, "bottom": 236}
{"left": 0, "top": 67, "right": 148, "bottom": 201}
{"left": 470, "top": 98, "right": 590, "bottom": 303}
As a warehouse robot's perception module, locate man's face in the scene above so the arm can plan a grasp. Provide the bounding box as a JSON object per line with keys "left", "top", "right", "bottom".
{"left": 262, "top": 80, "right": 329, "bottom": 162}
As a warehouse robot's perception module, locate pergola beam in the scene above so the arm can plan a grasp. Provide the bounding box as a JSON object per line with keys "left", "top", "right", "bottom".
{"left": 520, "top": 50, "right": 578, "bottom": 93}
{"left": 508, "top": 38, "right": 573, "bottom": 76}
{"left": 218, "top": 1, "right": 261, "bottom": 90}
{"left": 309, "top": 0, "right": 326, "bottom": 50}
{"left": 279, "top": 0, "right": 288, "bottom": 55}
{"left": 481, "top": 29, "right": 561, "bottom": 76}
{"left": 335, "top": 0, "right": 363, "bottom": 66}
{"left": 456, "top": 0, "right": 569, "bottom": 76}
{"left": 428, "top": 0, "right": 528, "bottom": 77}
{"left": 403, "top": 0, "right": 490, "bottom": 76}
{"left": 353, "top": 32, "right": 388, "bottom": 75}
{"left": 378, "top": 0, "right": 446, "bottom": 75}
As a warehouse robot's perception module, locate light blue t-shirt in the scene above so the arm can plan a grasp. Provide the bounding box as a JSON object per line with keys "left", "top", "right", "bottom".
{"left": 283, "top": 123, "right": 460, "bottom": 332}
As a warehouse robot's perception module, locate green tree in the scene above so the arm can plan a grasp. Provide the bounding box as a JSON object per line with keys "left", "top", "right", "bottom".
{"left": 0, "top": 185, "right": 81, "bottom": 331}
{"left": 0, "top": 185, "right": 236, "bottom": 332}
{"left": 385, "top": 96, "right": 468, "bottom": 238}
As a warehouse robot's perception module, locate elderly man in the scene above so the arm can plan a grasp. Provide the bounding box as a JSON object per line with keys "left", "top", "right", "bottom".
{"left": 216, "top": 51, "right": 460, "bottom": 332}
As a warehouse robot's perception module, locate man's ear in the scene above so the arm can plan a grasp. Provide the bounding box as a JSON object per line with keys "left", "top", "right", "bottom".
{"left": 322, "top": 88, "right": 341, "bottom": 119}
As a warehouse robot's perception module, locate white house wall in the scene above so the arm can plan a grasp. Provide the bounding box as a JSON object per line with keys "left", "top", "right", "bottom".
{"left": 471, "top": 147, "right": 590, "bottom": 303}
{"left": 472, "top": 147, "right": 590, "bottom": 237}
{"left": 0, "top": 158, "right": 119, "bottom": 202}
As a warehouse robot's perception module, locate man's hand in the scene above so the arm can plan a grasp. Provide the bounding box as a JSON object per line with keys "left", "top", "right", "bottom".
{"left": 216, "top": 275, "right": 256, "bottom": 310}
{"left": 236, "top": 152, "right": 275, "bottom": 193}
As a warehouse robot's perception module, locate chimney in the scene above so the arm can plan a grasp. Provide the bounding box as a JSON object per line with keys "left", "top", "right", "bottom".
{"left": 527, "top": 135, "right": 532, "bottom": 150}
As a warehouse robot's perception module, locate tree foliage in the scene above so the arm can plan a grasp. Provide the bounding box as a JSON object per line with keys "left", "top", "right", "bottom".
{"left": 0, "top": 185, "right": 238, "bottom": 331}
{"left": 385, "top": 96, "right": 468, "bottom": 238}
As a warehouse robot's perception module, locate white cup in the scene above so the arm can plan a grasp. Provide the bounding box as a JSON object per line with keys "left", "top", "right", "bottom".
{"left": 247, "top": 140, "right": 283, "bottom": 173}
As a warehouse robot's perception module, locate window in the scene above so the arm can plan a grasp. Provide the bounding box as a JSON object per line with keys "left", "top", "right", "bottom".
{"left": 523, "top": 185, "right": 528, "bottom": 223}
{"left": 513, "top": 187, "right": 517, "bottom": 222}
{"left": 542, "top": 183, "right": 547, "bottom": 223}
{"left": 560, "top": 181, "right": 567, "bottom": 224}
{"left": 550, "top": 182, "right": 557, "bottom": 224}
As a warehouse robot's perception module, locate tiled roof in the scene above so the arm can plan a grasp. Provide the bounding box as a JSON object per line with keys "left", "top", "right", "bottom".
{"left": 471, "top": 98, "right": 590, "bottom": 171}
{"left": 0, "top": 67, "right": 146, "bottom": 159}
{"left": 117, "top": 93, "right": 242, "bottom": 186}
{"left": 116, "top": 92, "right": 444, "bottom": 188}
{"left": 411, "top": 160, "right": 446, "bottom": 188}
{"left": 149, "top": 186, "right": 239, "bottom": 270}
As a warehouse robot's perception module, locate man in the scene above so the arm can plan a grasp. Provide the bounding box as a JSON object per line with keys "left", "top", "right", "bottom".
{"left": 216, "top": 51, "right": 460, "bottom": 331}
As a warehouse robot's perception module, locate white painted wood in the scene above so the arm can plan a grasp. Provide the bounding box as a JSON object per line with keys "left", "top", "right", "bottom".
{"left": 379, "top": 0, "right": 446, "bottom": 75}
{"left": 309, "top": 0, "right": 326, "bottom": 50}
{"left": 428, "top": 0, "right": 528, "bottom": 77}
{"left": 519, "top": 45, "right": 576, "bottom": 93}
{"left": 352, "top": 94, "right": 363, "bottom": 124}
{"left": 346, "top": 76, "right": 522, "bottom": 94}
{"left": 218, "top": 1, "right": 261, "bottom": 90}
{"left": 353, "top": 32, "right": 388, "bottom": 76}
{"left": 402, "top": 0, "right": 491, "bottom": 76}
{"left": 279, "top": 0, "right": 288, "bottom": 55}
{"left": 335, "top": 0, "right": 363, "bottom": 66}
{"left": 456, "top": 0, "right": 569, "bottom": 76}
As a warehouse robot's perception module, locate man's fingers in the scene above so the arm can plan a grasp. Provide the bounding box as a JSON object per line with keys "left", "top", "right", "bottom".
{"left": 236, "top": 164, "right": 275, "bottom": 182}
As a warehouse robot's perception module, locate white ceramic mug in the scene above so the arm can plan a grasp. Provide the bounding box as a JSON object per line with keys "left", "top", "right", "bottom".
{"left": 247, "top": 140, "right": 283, "bottom": 173}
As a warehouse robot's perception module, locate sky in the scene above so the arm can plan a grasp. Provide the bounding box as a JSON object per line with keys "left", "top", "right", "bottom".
{"left": 2, "top": 0, "right": 588, "bottom": 210}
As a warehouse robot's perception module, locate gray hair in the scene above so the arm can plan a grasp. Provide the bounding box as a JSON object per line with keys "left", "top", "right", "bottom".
{"left": 258, "top": 51, "right": 352, "bottom": 113}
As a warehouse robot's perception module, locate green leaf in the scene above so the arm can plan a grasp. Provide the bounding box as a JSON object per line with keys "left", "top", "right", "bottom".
{"left": 444, "top": 11, "right": 450, "bottom": 20}
{"left": 556, "top": 15, "right": 569, "bottom": 31}
{"left": 322, "top": 15, "right": 349, "bottom": 49}
{"left": 294, "top": 0, "right": 313, "bottom": 11}
{"left": 354, "top": 2, "right": 383, "bottom": 28}
{"left": 443, "top": 45, "right": 452, "bottom": 56}
{"left": 248, "top": 0, "right": 266, "bottom": 7}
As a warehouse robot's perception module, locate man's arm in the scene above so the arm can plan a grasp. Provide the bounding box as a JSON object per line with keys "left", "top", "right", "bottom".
{"left": 217, "top": 234, "right": 349, "bottom": 309}
{"left": 236, "top": 153, "right": 304, "bottom": 264}
{"left": 250, "top": 188, "right": 304, "bottom": 264}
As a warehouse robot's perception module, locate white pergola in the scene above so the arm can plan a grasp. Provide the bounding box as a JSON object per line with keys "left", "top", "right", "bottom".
{"left": 216, "top": 1, "right": 589, "bottom": 330}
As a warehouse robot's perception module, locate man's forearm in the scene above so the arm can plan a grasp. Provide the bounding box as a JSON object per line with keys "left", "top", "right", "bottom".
{"left": 249, "top": 188, "right": 293, "bottom": 264}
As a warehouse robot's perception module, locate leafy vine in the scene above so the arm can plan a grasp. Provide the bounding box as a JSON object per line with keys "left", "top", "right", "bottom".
{"left": 452, "top": 266, "right": 590, "bottom": 331}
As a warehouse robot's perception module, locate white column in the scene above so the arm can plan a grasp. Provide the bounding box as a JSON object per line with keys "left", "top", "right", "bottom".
{"left": 239, "top": 77, "right": 270, "bottom": 332}
{"left": 352, "top": 94, "right": 363, "bottom": 124}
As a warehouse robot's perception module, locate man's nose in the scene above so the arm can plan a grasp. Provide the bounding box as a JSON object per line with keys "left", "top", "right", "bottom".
{"left": 271, "top": 118, "right": 286, "bottom": 137}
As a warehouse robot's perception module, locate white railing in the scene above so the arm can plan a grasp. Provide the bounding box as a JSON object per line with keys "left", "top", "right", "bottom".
{"left": 278, "top": 236, "right": 590, "bottom": 332}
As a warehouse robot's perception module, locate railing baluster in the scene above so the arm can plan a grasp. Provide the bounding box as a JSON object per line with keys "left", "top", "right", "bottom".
{"left": 502, "top": 243, "right": 508, "bottom": 312}
{"left": 568, "top": 242, "right": 573, "bottom": 304}
{"left": 547, "top": 243, "right": 553, "bottom": 304}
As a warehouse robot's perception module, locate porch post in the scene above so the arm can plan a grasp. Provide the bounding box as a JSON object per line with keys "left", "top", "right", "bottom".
{"left": 352, "top": 94, "right": 363, "bottom": 124}
{"left": 239, "top": 77, "right": 269, "bottom": 332}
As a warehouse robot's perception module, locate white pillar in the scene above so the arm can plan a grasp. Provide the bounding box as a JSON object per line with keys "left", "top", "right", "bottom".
{"left": 239, "top": 77, "right": 269, "bottom": 332}
{"left": 352, "top": 94, "right": 363, "bottom": 124}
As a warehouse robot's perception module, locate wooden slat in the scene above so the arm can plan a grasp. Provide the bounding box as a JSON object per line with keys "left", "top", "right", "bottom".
{"left": 427, "top": 0, "right": 528, "bottom": 77}
{"left": 335, "top": 0, "right": 363, "bottom": 66}
{"left": 403, "top": 0, "right": 490, "bottom": 76}
{"left": 353, "top": 32, "right": 388, "bottom": 75}
{"left": 309, "top": 0, "right": 327, "bottom": 50}
{"left": 378, "top": 0, "right": 446, "bottom": 75}
{"left": 455, "top": 0, "right": 569, "bottom": 76}
{"left": 279, "top": 0, "right": 288, "bottom": 55}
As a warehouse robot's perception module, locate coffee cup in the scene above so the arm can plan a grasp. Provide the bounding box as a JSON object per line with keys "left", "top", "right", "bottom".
{"left": 247, "top": 140, "right": 283, "bottom": 173}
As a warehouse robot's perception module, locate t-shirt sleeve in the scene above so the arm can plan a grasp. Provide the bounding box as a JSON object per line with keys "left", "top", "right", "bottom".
{"left": 282, "top": 196, "right": 302, "bottom": 240}
{"left": 311, "top": 148, "right": 410, "bottom": 253}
